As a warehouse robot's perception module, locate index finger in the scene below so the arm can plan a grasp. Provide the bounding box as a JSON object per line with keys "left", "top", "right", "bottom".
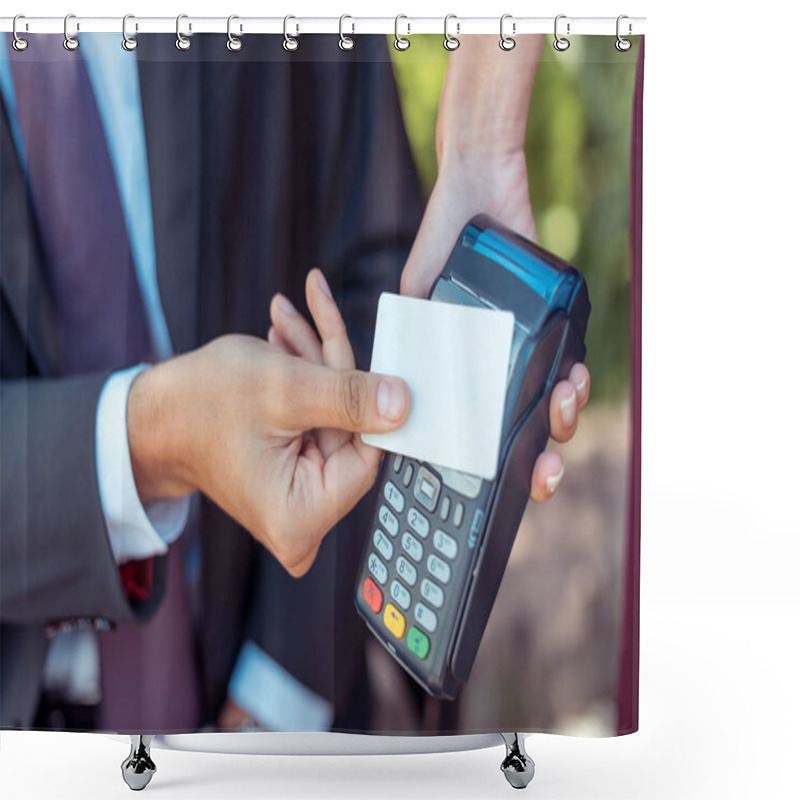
{"left": 306, "top": 269, "right": 355, "bottom": 370}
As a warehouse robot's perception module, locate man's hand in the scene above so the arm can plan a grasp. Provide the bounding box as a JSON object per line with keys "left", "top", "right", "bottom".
{"left": 126, "top": 281, "right": 410, "bottom": 578}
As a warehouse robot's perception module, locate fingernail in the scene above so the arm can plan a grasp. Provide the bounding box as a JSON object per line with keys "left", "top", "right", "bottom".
{"left": 545, "top": 465, "right": 565, "bottom": 495}
{"left": 277, "top": 295, "right": 297, "bottom": 316}
{"left": 377, "top": 380, "right": 406, "bottom": 422}
{"left": 317, "top": 271, "right": 333, "bottom": 299}
{"left": 560, "top": 392, "right": 577, "bottom": 427}
{"left": 575, "top": 376, "right": 587, "bottom": 404}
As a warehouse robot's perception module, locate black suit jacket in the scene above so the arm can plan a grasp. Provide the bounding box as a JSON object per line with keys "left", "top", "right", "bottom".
{"left": 0, "top": 34, "right": 424, "bottom": 729}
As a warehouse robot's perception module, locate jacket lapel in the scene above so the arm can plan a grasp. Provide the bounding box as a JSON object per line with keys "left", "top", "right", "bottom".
{"left": 0, "top": 96, "right": 58, "bottom": 376}
{"left": 3, "top": 41, "right": 204, "bottom": 372}
{"left": 137, "top": 36, "right": 202, "bottom": 356}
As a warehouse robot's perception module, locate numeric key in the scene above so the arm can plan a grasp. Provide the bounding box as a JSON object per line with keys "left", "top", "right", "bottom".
{"left": 384, "top": 481, "right": 405, "bottom": 513}
{"left": 406, "top": 507, "right": 430, "bottom": 538}
{"left": 420, "top": 578, "right": 444, "bottom": 608}
{"left": 368, "top": 553, "right": 388, "bottom": 585}
{"left": 401, "top": 532, "right": 423, "bottom": 562}
{"left": 396, "top": 556, "right": 418, "bottom": 587}
{"left": 427, "top": 553, "right": 451, "bottom": 584}
{"left": 433, "top": 529, "right": 458, "bottom": 560}
{"left": 373, "top": 529, "right": 393, "bottom": 561}
{"left": 378, "top": 505, "right": 399, "bottom": 536}
{"left": 414, "top": 602, "right": 438, "bottom": 633}
{"left": 390, "top": 580, "right": 411, "bottom": 610}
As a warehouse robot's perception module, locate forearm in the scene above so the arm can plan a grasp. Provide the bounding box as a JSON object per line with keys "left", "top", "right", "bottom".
{"left": 400, "top": 36, "right": 543, "bottom": 299}
{"left": 436, "top": 34, "right": 543, "bottom": 166}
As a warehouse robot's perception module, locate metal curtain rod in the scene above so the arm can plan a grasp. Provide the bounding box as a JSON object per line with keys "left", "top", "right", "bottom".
{"left": 0, "top": 15, "right": 646, "bottom": 37}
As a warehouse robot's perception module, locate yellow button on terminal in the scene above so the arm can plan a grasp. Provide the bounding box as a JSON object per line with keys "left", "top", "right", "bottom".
{"left": 383, "top": 603, "right": 406, "bottom": 639}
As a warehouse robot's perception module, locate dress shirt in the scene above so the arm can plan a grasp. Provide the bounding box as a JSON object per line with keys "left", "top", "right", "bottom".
{"left": 0, "top": 33, "right": 327, "bottom": 729}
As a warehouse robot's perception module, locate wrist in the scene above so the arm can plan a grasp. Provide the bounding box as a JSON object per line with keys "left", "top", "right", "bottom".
{"left": 437, "top": 118, "right": 527, "bottom": 164}
{"left": 127, "top": 359, "right": 195, "bottom": 505}
{"left": 434, "top": 147, "right": 531, "bottom": 219}
{"left": 438, "top": 139, "right": 527, "bottom": 180}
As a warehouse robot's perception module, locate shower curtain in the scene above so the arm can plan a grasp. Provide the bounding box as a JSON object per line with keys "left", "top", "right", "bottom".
{"left": 0, "top": 30, "right": 643, "bottom": 740}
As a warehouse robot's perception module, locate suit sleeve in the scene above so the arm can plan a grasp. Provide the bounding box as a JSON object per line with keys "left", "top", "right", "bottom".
{"left": 0, "top": 374, "right": 167, "bottom": 626}
{"left": 235, "top": 36, "right": 425, "bottom": 724}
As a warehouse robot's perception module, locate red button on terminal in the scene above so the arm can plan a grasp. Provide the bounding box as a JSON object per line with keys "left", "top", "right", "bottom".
{"left": 363, "top": 577, "right": 383, "bottom": 614}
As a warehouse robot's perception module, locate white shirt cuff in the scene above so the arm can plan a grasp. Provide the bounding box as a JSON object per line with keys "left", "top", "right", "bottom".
{"left": 228, "top": 640, "right": 334, "bottom": 731}
{"left": 95, "top": 365, "right": 190, "bottom": 565}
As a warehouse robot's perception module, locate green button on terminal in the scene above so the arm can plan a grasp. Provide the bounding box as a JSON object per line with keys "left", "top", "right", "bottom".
{"left": 407, "top": 626, "right": 430, "bottom": 660}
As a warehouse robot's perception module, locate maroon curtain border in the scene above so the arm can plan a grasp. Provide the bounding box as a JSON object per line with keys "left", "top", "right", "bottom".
{"left": 617, "top": 36, "right": 644, "bottom": 735}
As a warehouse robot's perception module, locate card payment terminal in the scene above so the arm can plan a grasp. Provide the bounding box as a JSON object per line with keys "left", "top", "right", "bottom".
{"left": 355, "top": 214, "right": 591, "bottom": 700}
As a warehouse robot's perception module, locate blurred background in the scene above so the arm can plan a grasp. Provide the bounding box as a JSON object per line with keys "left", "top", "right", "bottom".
{"left": 366, "top": 35, "right": 640, "bottom": 736}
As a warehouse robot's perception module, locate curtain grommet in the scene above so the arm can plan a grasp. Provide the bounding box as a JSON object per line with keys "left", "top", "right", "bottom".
{"left": 339, "top": 14, "right": 355, "bottom": 51}
{"left": 444, "top": 14, "right": 460, "bottom": 51}
{"left": 227, "top": 15, "right": 243, "bottom": 52}
{"left": 283, "top": 15, "right": 299, "bottom": 51}
{"left": 122, "top": 14, "right": 138, "bottom": 51}
{"left": 499, "top": 14, "right": 516, "bottom": 51}
{"left": 63, "top": 13, "right": 80, "bottom": 51}
{"left": 12, "top": 14, "right": 29, "bottom": 51}
{"left": 616, "top": 15, "right": 632, "bottom": 51}
{"left": 394, "top": 15, "right": 410, "bottom": 51}
{"left": 553, "top": 14, "right": 570, "bottom": 51}
{"left": 176, "top": 14, "right": 191, "bottom": 51}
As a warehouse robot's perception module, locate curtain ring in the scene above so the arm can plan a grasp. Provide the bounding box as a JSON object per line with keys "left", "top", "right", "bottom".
{"left": 283, "top": 15, "right": 299, "bottom": 51}
{"left": 394, "top": 15, "right": 410, "bottom": 51}
{"left": 499, "top": 14, "right": 515, "bottom": 51}
{"left": 176, "top": 14, "right": 191, "bottom": 50}
{"left": 339, "top": 14, "right": 355, "bottom": 51}
{"left": 443, "top": 14, "right": 460, "bottom": 51}
{"left": 63, "top": 13, "right": 79, "bottom": 51}
{"left": 227, "top": 15, "right": 242, "bottom": 51}
{"left": 554, "top": 14, "right": 570, "bottom": 51}
{"left": 122, "top": 14, "right": 138, "bottom": 51}
{"left": 12, "top": 15, "right": 28, "bottom": 51}
{"left": 616, "top": 14, "right": 632, "bottom": 51}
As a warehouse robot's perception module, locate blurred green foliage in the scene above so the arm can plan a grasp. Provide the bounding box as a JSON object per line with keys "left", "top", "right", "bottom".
{"left": 390, "top": 37, "right": 640, "bottom": 400}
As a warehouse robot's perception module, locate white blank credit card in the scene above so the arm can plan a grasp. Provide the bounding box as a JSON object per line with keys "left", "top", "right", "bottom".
{"left": 361, "top": 293, "right": 515, "bottom": 481}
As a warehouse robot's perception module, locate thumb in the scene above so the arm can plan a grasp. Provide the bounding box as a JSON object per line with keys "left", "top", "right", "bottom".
{"left": 400, "top": 210, "right": 453, "bottom": 299}
{"left": 274, "top": 358, "right": 411, "bottom": 434}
